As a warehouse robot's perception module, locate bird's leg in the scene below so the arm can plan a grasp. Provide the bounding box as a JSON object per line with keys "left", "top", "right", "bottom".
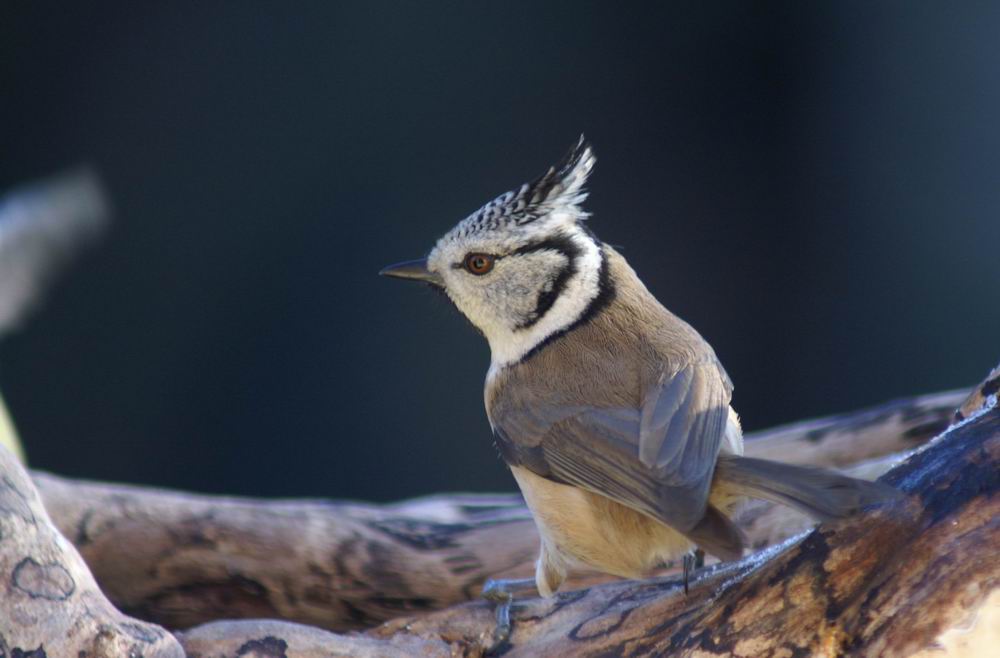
{"left": 481, "top": 577, "right": 537, "bottom": 652}
{"left": 682, "top": 549, "right": 705, "bottom": 594}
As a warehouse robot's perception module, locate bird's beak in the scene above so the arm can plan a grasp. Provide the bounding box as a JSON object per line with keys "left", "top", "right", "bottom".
{"left": 379, "top": 258, "right": 444, "bottom": 287}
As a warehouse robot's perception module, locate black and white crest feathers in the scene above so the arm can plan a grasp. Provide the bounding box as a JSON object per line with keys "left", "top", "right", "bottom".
{"left": 454, "top": 136, "right": 595, "bottom": 237}
{"left": 524, "top": 135, "right": 595, "bottom": 219}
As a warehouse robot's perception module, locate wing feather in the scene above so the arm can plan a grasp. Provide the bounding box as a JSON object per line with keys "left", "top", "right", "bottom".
{"left": 494, "top": 361, "right": 732, "bottom": 532}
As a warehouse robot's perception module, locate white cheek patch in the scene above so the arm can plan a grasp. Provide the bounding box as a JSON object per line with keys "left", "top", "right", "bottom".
{"left": 504, "top": 250, "right": 570, "bottom": 327}
{"left": 434, "top": 225, "right": 605, "bottom": 370}
{"left": 486, "top": 228, "right": 604, "bottom": 367}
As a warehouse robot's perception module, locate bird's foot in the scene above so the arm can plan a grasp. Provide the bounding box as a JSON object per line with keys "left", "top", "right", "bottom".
{"left": 682, "top": 548, "right": 705, "bottom": 594}
{"left": 480, "top": 577, "right": 536, "bottom": 654}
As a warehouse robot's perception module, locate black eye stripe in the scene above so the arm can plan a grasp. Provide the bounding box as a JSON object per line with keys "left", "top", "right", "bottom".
{"left": 511, "top": 236, "right": 584, "bottom": 331}
{"left": 517, "top": 244, "right": 616, "bottom": 362}
{"left": 451, "top": 235, "right": 583, "bottom": 270}
{"left": 514, "top": 259, "right": 575, "bottom": 330}
{"left": 511, "top": 235, "right": 582, "bottom": 260}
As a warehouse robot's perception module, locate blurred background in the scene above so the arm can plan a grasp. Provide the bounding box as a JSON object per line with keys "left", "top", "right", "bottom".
{"left": 1, "top": 2, "right": 998, "bottom": 501}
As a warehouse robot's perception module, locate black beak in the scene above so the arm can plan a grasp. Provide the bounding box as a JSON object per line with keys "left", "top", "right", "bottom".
{"left": 379, "top": 258, "right": 444, "bottom": 287}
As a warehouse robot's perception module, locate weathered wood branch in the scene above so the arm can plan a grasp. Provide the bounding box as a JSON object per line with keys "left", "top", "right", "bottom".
{"left": 0, "top": 439, "right": 183, "bottom": 656}
{"left": 738, "top": 388, "right": 965, "bottom": 467}
{"left": 35, "top": 477, "right": 539, "bottom": 634}
{"left": 0, "top": 373, "right": 989, "bottom": 656}
{"left": 30, "top": 387, "right": 962, "bottom": 636}
{"left": 176, "top": 619, "right": 455, "bottom": 658}
{"left": 176, "top": 378, "right": 1000, "bottom": 657}
{"left": 407, "top": 390, "right": 999, "bottom": 657}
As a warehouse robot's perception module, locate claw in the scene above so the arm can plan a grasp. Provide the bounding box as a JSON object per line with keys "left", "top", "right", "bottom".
{"left": 683, "top": 552, "right": 695, "bottom": 594}
{"left": 482, "top": 580, "right": 513, "bottom": 651}
{"left": 682, "top": 548, "right": 707, "bottom": 594}
{"left": 480, "top": 578, "right": 535, "bottom": 654}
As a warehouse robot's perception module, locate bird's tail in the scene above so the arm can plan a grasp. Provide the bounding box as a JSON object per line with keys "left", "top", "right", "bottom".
{"left": 714, "top": 455, "right": 900, "bottom": 521}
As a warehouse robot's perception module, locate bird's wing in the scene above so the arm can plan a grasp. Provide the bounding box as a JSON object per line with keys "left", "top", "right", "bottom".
{"left": 494, "top": 361, "right": 732, "bottom": 533}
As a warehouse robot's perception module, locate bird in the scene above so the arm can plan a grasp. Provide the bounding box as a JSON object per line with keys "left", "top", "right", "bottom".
{"left": 381, "top": 136, "right": 897, "bottom": 647}
{"left": 0, "top": 168, "right": 109, "bottom": 464}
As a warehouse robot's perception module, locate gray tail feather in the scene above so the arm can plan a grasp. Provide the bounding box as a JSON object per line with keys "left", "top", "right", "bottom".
{"left": 688, "top": 504, "right": 745, "bottom": 561}
{"left": 715, "top": 455, "right": 901, "bottom": 521}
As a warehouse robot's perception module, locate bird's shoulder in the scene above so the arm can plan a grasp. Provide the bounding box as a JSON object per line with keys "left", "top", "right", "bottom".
{"left": 486, "top": 245, "right": 729, "bottom": 425}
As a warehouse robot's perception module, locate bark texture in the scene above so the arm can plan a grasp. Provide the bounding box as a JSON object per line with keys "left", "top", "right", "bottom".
{"left": 32, "top": 388, "right": 963, "bottom": 634}
{"left": 142, "top": 372, "right": 1000, "bottom": 658}
{"left": 0, "top": 440, "right": 184, "bottom": 657}
{"left": 364, "top": 387, "right": 999, "bottom": 657}
{"left": 177, "top": 619, "right": 456, "bottom": 658}
{"left": 0, "top": 375, "right": 993, "bottom": 657}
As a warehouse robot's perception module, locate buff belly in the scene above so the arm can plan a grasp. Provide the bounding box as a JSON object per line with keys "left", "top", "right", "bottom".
{"left": 511, "top": 465, "right": 697, "bottom": 596}
{"left": 509, "top": 409, "right": 746, "bottom": 596}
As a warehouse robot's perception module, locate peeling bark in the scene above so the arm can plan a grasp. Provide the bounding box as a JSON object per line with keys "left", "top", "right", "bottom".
{"left": 0, "top": 441, "right": 184, "bottom": 657}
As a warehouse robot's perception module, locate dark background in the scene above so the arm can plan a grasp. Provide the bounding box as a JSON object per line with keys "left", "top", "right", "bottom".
{"left": 1, "top": 2, "right": 998, "bottom": 501}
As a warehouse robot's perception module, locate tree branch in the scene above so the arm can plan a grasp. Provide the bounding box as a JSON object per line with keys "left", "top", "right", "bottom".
{"left": 174, "top": 384, "right": 999, "bottom": 657}
{"left": 2, "top": 372, "right": 992, "bottom": 656}
{"left": 0, "top": 438, "right": 183, "bottom": 656}
{"left": 366, "top": 366, "right": 997, "bottom": 656}
{"left": 375, "top": 387, "right": 999, "bottom": 657}
{"left": 31, "top": 387, "right": 963, "bottom": 634}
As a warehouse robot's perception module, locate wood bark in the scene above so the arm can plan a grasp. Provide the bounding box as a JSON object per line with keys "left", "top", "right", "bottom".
{"left": 0, "top": 373, "right": 993, "bottom": 656}
{"left": 0, "top": 436, "right": 184, "bottom": 656}
{"left": 364, "top": 381, "right": 999, "bottom": 658}
{"left": 178, "top": 370, "right": 1000, "bottom": 657}
{"left": 176, "top": 619, "right": 455, "bottom": 658}
{"left": 31, "top": 387, "right": 964, "bottom": 635}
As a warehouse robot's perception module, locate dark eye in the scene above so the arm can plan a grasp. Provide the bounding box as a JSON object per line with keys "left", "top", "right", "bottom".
{"left": 463, "top": 253, "right": 495, "bottom": 275}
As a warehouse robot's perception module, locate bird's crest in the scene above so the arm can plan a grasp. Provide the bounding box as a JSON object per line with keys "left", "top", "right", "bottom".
{"left": 453, "top": 136, "right": 595, "bottom": 237}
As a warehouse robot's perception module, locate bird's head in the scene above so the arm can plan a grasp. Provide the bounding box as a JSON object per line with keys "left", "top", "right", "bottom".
{"left": 382, "top": 137, "right": 610, "bottom": 366}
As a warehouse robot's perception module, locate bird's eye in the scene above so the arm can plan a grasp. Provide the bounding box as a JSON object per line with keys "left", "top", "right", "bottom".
{"left": 463, "top": 253, "right": 495, "bottom": 275}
